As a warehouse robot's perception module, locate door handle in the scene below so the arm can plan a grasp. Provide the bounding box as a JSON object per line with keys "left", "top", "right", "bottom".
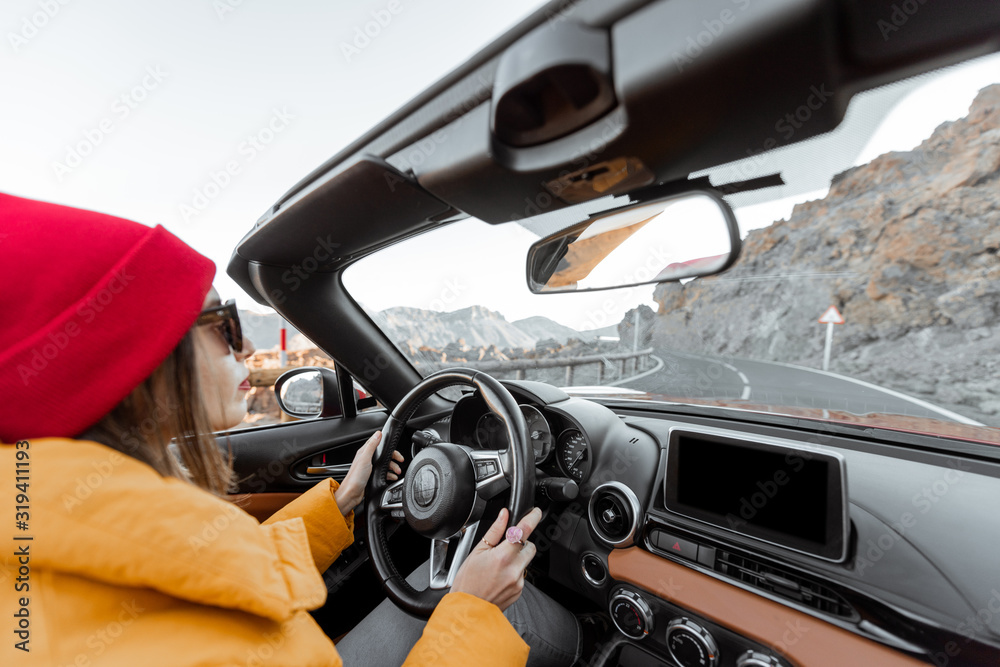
{"left": 305, "top": 464, "right": 352, "bottom": 477}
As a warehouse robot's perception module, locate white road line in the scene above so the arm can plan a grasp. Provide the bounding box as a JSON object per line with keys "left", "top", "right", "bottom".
{"left": 608, "top": 355, "right": 666, "bottom": 387}
{"left": 660, "top": 348, "right": 981, "bottom": 426}
{"left": 757, "top": 359, "right": 985, "bottom": 426}
{"left": 737, "top": 372, "right": 751, "bottom": 400}
{"left": 713, "top": 360, "right": 752, "bottom": 400}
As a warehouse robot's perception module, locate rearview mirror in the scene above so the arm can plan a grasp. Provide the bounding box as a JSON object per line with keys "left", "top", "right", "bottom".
{"left": 526, "top": 190, "right": 740, "bottom": 294}
{"left": 273, "top": 366, "right": 343, "bottom": 419}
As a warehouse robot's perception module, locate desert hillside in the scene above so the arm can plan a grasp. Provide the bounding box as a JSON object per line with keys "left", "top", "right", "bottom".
{"left": 652, "top": 85, "right": 1000, "bottom": 424}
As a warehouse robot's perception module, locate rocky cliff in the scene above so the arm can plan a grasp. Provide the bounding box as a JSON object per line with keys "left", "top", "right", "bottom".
{"left": 512, "top": 316, "right": 587, "bottom": 343}
{"left": 374, "top": 305, "right": 599, "bottom": 350}
{"left": 652, "top": 85, "right": 1000, "bottom": 425}
{"left": 240, "top": 305, "right": 595, "bottom": 351}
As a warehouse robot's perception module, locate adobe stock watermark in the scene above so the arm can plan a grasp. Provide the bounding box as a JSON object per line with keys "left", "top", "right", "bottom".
{"left": 426, "top": 277, "right": 466, "bottom": 312}
{"left": 667, "top": 355, "right": 740, "bottom": 401}
{"left": 191, "top": 440, "right": 326, "bottom": 551}
{"left": 17, "top": 268, "right": 135, "bottom": 386}
{"left": 383, "top": 69, "right": 497, "bottom": 192}
{"left": 189, "top": 500, "right": 246, "bottom": 553}
{"left": 571, "top": 243, "right": 677, "bottom": 333}
{"left": 240, "top": 613, "right": 310, "bottom": 667}
{"left": 340, "top": 0, "right": 403, "bottom": 63}
{"left": 51, "top": 66, "right": 169, "bottom": 181}
{"left": 178, "top": 107, "right": 294, "bottom": 223}
{"left": 71, "top": 600, "right": 144, "bottom": 663}
{"left": 510, "top": 112, "right": 627, "bottom": 222}
{"left": 257, "top": 234, "right": 341, "bottom": 306}
{"left": 356, "top": 351, "right": 393, "bottom": 385}
{"left": 242, "top": 437, "right": 302, "bottom": 494}
{"left": 877, "top": 0, "right": 928, "bottom": 41}
{"left": 384, "top": 128, "right": 448, "bottom": 190}
{"left": 929, "top": 586, "right": 1000, "bottom": 666}
{"left": 412, "top": 603, "right": 476, "bottom": 661}
{"left": 532, "top": 447, "right": 641, "bottom": 553}
{"left": 58, "top": 395, "right": 179, "bottom": 512}
{"left": 544, "top": 0, "right": 583, "bottom": 28}
{"left": 118, "top": 393, "right": 182, "bottom": 455}
{"left": 855, "top": 459, "right": 971, "bottom": 577}
{"left": 60, "top": 449, "right": 127, "bottom": 512}
{"left": 7, "top": 0, "right": 73, "bottom": 52}
{"left": 771, "top": 618, "right": 809, "bottom": 653}
{"left": 719, "top": 81, "right": 834, "bottom": 183}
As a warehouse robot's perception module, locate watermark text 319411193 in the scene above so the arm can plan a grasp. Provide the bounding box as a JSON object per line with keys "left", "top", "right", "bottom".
{"left": 12, "top": 440, "right": 32, "bottom": 653}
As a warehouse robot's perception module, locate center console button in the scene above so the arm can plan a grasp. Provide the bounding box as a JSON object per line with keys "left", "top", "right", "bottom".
{"left": 652, "top": 529, "right": 698, "bottom": 560}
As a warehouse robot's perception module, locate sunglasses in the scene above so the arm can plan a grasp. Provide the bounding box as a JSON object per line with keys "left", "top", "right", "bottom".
{"left": 195, "top": 299, "right": 244, "bottom": 353}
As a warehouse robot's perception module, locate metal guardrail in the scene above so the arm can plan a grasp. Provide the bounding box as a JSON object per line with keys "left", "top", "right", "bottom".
{"left": 419, "top": 347, "right": 655, "bottom": 386}
{"left": 283, "top": 398, "right": 322, "bottom": 413}
{"left": 250, "top": 347, "right": 655, "bottom": 389}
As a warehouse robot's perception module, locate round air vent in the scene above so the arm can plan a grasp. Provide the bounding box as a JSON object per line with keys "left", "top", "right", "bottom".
{"left": 588, "top": 482, "right": 641, "bottom": 547}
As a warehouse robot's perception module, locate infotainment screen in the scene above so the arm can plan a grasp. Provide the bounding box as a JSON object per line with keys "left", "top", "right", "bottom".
{"left": 663, "top": 430, "right": 848, "bottom": 561}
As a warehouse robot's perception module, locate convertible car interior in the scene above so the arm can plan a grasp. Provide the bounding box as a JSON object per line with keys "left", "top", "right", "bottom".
{"left": 220, "top": 1, "right": 1000, "bottom": 665}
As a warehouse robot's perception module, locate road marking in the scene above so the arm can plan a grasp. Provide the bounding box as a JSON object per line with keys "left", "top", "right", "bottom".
{"left": 737, "top": 372, "right": 751, "bottom": 400}
{"left": 661, "top": 349, "right": 981, "bottom": 426}
{"left": 759, "top": 359, "right": 985, "bottom": 426}
{"left": 608, "top": 355, "right": 665, "bottom": 387}
{"left": 712, "top": 359, "right": 752, "bottom": 400}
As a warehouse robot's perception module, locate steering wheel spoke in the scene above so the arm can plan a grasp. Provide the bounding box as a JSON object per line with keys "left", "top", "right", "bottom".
{"left": 380, "top": 477, "right": 406, "bottom": 515}
{"left": 429, "top": 520, "right": 481, "bottom": 589}
{"left": 469, "top": 449, "right": 511, "bottom": 500}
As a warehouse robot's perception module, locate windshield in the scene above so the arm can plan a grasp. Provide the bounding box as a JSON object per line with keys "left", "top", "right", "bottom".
{"left": 343, "top": 54, "right": 1000, "bottom": 439}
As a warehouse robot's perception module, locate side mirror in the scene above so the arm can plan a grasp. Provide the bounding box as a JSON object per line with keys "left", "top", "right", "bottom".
{"left": 273, "top": 366, "right": 343, "bottom": 419}
{"left": 526, "top": 189, "right": 741, "bottom": 294}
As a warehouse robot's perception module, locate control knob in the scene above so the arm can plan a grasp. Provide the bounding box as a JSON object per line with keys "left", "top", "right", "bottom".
{"left": 666, "top": 617, "right": 719, "bottom": 667}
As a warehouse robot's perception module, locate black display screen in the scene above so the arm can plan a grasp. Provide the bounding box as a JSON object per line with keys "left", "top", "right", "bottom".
{"left": 664, "top": 432, "right": 847, "bottom": 561}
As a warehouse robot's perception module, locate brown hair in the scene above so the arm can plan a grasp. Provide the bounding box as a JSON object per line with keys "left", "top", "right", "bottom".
{"left": 77, "top": 330, "right": 235, "bottom": 495}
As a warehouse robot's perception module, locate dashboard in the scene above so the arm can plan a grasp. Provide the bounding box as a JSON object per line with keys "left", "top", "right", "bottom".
{"left": 420, "top": 380, "right": 1000, "bottom": 667}
{"left": 447, "top": 391, "right": 595, "bottom": 483}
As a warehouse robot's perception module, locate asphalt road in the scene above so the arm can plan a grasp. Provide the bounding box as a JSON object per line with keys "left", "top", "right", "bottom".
{"left": 620, "top": 348, "right": 981, "bottom": 425}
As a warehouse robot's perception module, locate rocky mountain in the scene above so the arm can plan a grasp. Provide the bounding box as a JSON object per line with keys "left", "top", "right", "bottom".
{"left": 373, "top": 305, "right": 620, "bottom": 350}
{"left": 375, "top": 305, "right": 536, "bottom": 350}
{"left": 652, "top": 85, "right": 1000, "bottom": 425}
{"left": 243, "top": 302, "right": 620, "bottom": 355}
{"left": 617, "top": 305, "right": 657, "bottom": 348}
{"left": 240, "top": 298, "right": 628, "bottom": 363}
{"left": 512, "top": 316, "right": 590, "bottom": 343}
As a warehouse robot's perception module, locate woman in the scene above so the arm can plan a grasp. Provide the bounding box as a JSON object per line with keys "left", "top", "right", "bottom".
{"left": 0, "top": 193, "right": 579, "bottom": 666}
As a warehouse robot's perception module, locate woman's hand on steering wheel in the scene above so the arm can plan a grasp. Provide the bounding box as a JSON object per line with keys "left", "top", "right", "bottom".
{"left": 451, "top": 506, "right": 542, "bottom": 611}
{"left": 334, "top": 430, "right": 404, "bottom": 516}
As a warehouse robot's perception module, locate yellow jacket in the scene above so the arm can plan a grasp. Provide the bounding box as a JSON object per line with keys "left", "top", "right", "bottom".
{"left": 0, "top": 438, "right": 530, "bottom": 666}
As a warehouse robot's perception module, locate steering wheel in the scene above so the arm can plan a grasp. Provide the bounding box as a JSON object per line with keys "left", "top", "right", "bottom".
{"left": 366, "top": 368, "right": 535, "bottom": 617}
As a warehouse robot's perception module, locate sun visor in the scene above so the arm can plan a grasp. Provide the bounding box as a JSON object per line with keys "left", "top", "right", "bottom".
{"left": 227, "top": 156, "right": 453, "bottom": 304}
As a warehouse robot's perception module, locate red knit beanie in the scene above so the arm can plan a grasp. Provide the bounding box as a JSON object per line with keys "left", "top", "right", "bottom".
{"left": 0, "top": 192, "right": 216, "bottom": 442}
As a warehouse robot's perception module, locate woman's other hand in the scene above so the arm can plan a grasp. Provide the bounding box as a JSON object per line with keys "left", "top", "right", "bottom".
{"left": 451, "top": 507, "right": 541, "bottom": 611}
{"left": 333, "top": 430, "right": 404, "bottom": 516}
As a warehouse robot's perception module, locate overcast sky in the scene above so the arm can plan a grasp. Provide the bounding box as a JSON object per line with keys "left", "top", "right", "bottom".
{"left": 2, "top": 1, "right": 998, "bottom": 332}
{"left": 0, "top": 0, "right": 543, "bottom": 299}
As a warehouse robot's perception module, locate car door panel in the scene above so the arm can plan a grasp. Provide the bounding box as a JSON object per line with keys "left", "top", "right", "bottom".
{"left": 222, "top": 410, "right": 390, "bottom": 495}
